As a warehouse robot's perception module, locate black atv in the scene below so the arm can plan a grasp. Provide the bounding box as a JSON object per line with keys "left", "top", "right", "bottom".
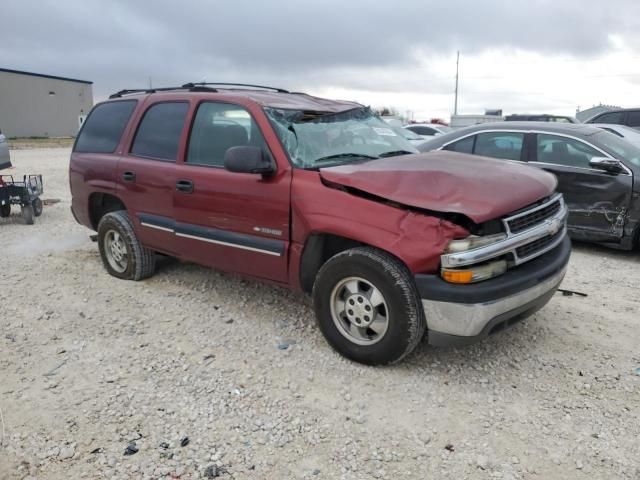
{"left": 0, "top": 172, "right": 44, "bottom": 225}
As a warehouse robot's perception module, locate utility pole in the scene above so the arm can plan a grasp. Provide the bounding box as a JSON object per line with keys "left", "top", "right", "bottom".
{"left": 454, "top": 51, "right": 460, "bottom": 115}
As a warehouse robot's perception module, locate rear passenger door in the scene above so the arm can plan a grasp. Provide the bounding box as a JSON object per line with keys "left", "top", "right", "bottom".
{"left": 172, "top": 101, "right": 291, "bottom": 283}
{"left": 117, "top": 100, "right": 190, "bottom": 255}
{"left": 530, "top": 133, "right": 633, "bottom": 242}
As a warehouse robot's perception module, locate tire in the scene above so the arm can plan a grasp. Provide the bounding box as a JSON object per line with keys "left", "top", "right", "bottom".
{"left": 32, "top": 198, "right": 43, "bottom": 217}
{"left": 312, "top": 247, "right": 426, "bottom": 365}
{"left": 21, "top": 204, "right": 34, "bottom": 225}
{"left": 0, "top": 204, "right": 10, "bottom": 218}
{"left": 97, "top": 210, "right": 156, "bottom": 280}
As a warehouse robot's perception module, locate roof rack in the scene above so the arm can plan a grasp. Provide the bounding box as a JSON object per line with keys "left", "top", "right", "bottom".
{"left": 108, "top": 82, "right": 290, "bottom": 99}
{"left": 181, "top": 82, "right": 290, "bottom": 93}
{"left": 108, "top": 85, "right": 218, "bottom": 99}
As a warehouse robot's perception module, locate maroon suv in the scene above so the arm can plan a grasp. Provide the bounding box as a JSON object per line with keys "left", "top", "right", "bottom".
{"left": 70, "top": 83, "right": 571, "bottom": 365}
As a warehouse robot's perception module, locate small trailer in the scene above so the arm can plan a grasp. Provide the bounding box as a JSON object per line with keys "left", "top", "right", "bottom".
{"left": 0, "top": 173, "right": 44, "bottom": 224}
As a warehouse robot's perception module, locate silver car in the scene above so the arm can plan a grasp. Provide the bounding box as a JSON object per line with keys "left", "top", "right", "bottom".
{"left": 0, "top": 130, "right": 10, "bottom": 170}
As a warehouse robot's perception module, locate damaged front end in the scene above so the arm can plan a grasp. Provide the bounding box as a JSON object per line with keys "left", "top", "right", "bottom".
{"left": 440, "top": 193, "right": 568, "bottom": 284}
{"left": 416, "top": 193, "right": 571, "bottom": 346}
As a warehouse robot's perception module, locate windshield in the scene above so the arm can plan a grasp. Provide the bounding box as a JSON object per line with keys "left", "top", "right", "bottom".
{"left": 593, "top": 130, "right": 640, "bottom": 168}
{"left": 265, "top": 106, "right": 418, "bottom": 168}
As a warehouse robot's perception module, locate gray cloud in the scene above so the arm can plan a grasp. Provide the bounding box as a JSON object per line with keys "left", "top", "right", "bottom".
{"left": 1, "top": 0, "right": 639, "bottom": 101}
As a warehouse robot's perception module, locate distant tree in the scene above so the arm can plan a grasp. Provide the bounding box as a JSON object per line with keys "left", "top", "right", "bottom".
{"left": 374, "top": 106, "right": 399, "bottom": 117}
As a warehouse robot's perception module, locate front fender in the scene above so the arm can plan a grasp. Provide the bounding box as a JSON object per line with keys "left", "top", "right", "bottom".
{"left": 290, "top": 170, "right": 469, "bottom": 277}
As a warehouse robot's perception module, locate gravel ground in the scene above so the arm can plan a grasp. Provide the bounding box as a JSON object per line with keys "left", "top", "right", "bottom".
{"left": 1, "top": 148, "right": 639, "bottom": 480}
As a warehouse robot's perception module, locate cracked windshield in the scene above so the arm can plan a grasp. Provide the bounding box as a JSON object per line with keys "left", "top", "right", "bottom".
{"left": 266, "top": 106, "right": 418, "bottom": 168}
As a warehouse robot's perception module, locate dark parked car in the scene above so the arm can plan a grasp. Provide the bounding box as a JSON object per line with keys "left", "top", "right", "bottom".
{"left": 419, "top": 122, "right": 640, "bottom": 249}
{"left": 70, "top": 85, "right": 570, "bottom": 365}
{"left": 505, "top": 114, "right": 578, "bottom": 123}
{"left": 585, "top": 108, "right": 640, "bottom": 131}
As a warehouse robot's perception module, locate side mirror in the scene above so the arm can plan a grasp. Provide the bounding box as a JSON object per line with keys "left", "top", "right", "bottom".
{"left": 589, "top": 157, "right": 624, "bottom": 174}
{"left": 224, "top": 146, "right": 275, "bottom": 176}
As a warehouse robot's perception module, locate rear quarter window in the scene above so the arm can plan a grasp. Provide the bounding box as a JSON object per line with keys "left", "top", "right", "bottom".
{"left": 74, "top": 101, "right": 137, "bottom": 153}
{"left": 444, "top": 135, "right": 474, "bottom": 154}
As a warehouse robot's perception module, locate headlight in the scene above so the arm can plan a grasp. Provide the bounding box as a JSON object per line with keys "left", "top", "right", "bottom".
{"left": 445, "top": 233, "right": 506, "bottom": 253}
{"left": 441, "top": 259, "right": 507, "bottom": 284}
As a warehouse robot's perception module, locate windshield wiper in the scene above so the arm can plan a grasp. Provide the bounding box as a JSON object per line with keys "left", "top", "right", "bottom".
{"left": 377, "top": 150, "right": 415, "bottom": 158}
{"left": 313, "top": 153, "right": 379, "bottom": 164}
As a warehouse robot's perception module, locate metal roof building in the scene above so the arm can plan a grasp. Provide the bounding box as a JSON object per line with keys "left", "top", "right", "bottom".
{"left": 0, "top": 68, "right": 93, "bottom": 138}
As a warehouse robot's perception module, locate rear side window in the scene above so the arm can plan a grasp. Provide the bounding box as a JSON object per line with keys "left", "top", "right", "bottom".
{"left": 408, "top": 126, "right": 437, "bottom": 136}
{"left": 131, "top": 102, "right": 189, "bottom": 161}
{"left": 444, "top": 135, "right": 474, "bottom": 154}
{"left": 474, "top": 132, "right": 524, "bottom": 161}
{"left": 74, "top": 101, "right": 136, "bottom": 153}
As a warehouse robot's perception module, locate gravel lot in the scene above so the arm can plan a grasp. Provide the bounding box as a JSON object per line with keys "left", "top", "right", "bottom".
{"left": 1, "top": 148, "right": 639, "bottom": 480}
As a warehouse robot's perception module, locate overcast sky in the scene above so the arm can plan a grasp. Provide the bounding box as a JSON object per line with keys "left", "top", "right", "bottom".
{"left": 2, "top": 0, "right": 639, "bottom": 120}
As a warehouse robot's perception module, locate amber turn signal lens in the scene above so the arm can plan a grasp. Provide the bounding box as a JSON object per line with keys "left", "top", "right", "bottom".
{"left": 441, "top": 269, "right": 474, "bottom": 284}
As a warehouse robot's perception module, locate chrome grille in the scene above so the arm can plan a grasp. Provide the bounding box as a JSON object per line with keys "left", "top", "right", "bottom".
{"left": 506, "top": 196, "right": 562, "bottom": 234}
{"left": 515, "top": 229, "right": 564, "bottom": 259}
{"left": 441, "top": 193, "right": 567, "bottom": 270}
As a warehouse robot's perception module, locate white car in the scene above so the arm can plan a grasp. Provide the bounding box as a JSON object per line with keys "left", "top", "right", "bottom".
{"left": 404, "top": 123, "right": 452, "bottom": 142}
{"left": 0, "top": 130, "right": 11, "bottom": 170}
{"left": 590, "top": 124, "right": 640, "bottom": 147}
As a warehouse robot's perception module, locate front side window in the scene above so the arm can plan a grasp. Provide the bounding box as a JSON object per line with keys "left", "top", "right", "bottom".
{"left": 444, "top": 135, "right": 474, "bottom": 154}
{"left": 593, "top": 130, "right": 640, "bottom": 168}
{"left": 74, "top": 100, "right": 137, "bottom": 153}
{"left": 536, "top": 134, "right": 602, "bottom": 169}
{"left": 474, "top": 132, "right": 524, "bottom": 161}
{"left": 131, "top": 102, "right": 189, "bottom": 161}
{"left": 626, "top": 110, "right": 640, "bottom": 128}
{"left": 187, "top": 102, "right": 268, "bottom": 167}
{"left": 265, "top": 106, "right": 418, "bottom": 169}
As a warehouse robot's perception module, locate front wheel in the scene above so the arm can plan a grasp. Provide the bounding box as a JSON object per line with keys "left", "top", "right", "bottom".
{"left": 21, "top": 204, "right": 34, "bottom": 225}
{"left": 0, "top": 204, "right": 10, "bottom": 218}
{"left": 97, "top": 210, "right": 156, "bottom": 280}
{"left": 32, "top": 198, "right": 43, "bottom": 217}
{"left": 312, "top": 247, "right": 426, "bottom": 365}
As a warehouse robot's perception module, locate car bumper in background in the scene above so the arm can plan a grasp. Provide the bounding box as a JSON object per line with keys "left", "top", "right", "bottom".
{"left": 415, "top": 235, "right": 571, "bottom": 347}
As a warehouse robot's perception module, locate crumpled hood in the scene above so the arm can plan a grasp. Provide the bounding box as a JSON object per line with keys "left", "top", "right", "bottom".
{"left": 319, "top": 151, "right": 557, "bottom": 223}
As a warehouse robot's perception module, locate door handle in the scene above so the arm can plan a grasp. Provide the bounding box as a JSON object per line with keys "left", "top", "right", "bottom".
{"left": 176, "top": 179, "right": 194, "bottom": 193}
{"left": 122, "top": 171, "right": 136, "bottom": 182}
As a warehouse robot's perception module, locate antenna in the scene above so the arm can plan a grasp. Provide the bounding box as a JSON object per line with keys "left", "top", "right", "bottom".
{"left": 454, "top": 51, "right": 460, "bottom": 115}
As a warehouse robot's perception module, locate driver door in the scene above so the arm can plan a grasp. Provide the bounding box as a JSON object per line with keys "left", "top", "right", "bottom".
{"left": 529, "top": 133, "right": 633, "bottom": 242}
{"left": 172, "top": 101, "right": 291, "bottom": 282}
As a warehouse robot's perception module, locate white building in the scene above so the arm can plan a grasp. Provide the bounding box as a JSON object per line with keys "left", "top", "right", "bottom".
{"left": 0, "top": 67, "right": 94, "bottom": 137}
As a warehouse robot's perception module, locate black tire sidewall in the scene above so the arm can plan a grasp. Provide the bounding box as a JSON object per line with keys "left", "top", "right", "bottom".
{"left": 0, "top": 204, "right": 10, "bottom": 217}
{"left": 97, "top": 213, "right": 137, "bottom": 280}
{"left": 32, "top": 198, "right": 43, "bottom": 217}
{"left": 21, "top": 204, "right": 34, "bottom": 224}
{"left": 313, "top": 250, "right": 423, "bottom": 365}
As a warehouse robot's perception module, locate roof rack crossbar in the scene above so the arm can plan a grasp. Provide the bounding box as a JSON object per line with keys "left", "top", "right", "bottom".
{"left": 182, "top": 82, "right": 290, "bottom": 93}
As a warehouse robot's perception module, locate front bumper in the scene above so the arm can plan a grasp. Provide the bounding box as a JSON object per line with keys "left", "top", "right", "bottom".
{"left": 415, "top": 235, "right": 571, "bottom": 347}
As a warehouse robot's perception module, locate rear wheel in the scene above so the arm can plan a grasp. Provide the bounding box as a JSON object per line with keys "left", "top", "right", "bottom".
{"left": 0, "top": 204, "right": 10, "bottom": 218}
{"left": 32, "top": 198, "right": 43, "bottom": 217}
{"left": 312, "top": 247, "right": 426, "bottom": 365}
{"left": 97, "top": 210, "right": 156, "bottom": 280}
{"left": 21, "top": 204, "right": 34, "bottom": 225}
